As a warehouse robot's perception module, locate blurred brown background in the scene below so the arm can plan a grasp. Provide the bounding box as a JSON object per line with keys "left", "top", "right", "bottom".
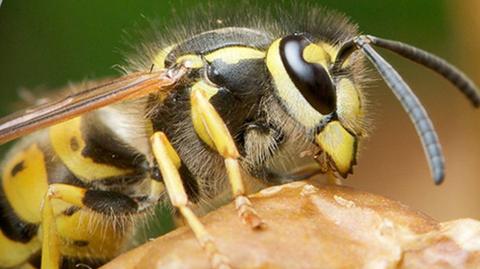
{"left": 0, "top": 0, "right": 478, "bottom": 223}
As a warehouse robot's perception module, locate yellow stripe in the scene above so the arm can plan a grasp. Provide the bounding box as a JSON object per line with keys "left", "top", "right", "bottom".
{"left": 266, "top": 39, "right": 324, "bottom": 129}
{"left": 55, "top": 210, "right": 128, "bottom": 260}
{"left": 2, "top": 143, "right": 48, "bottom": 223}
{"left": 49, "top": 117, "right": 132, "bottom": 181}
{"left": 176, "top": 54, "right": 204, "bottom": 68}
{"left": 205, "top": 46, "right": 265, "bottom": 64}
{"left": 0, "top": 229, "right": 40, "bottom": 268}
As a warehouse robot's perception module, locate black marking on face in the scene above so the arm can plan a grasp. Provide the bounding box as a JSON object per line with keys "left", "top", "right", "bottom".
{"left": 10, "top": 160, "right": 25, "bottom": 177}
{"left": 279, "top": 34, "right": 336, "bottom": 114}
{"left": 0, "top": 186, "right": 39, "bottom": 243}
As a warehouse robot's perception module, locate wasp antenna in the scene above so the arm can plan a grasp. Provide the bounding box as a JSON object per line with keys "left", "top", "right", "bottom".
{"left": 344, "top": 36, "right": 445, "bottom": 184}
{"left": 366, "top": 35, "right": 480, "bottom": 107}
{"left": 149, "top": 64, "right": 155, "bottom": 73}
{"left": 332, "top": 39, "right": 356, "bottom": 74}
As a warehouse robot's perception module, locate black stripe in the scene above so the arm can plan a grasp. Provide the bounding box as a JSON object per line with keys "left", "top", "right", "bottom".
{"left": 82, "top": 189, "right": 139, "bottom": 215}
{"left": 80, "top": 114, "right": 147, "bottom": 170}
{"left": 0, "top": 185, "right": 39, "bottom": 243}
{"left": 166, "top": 27, "right": 271, "bottom": 66}
{"left": 29, "top": 251, "right": 108, "bottom": 269}
{"left": 61, "top": 256, "right": 107, "bottom": 269}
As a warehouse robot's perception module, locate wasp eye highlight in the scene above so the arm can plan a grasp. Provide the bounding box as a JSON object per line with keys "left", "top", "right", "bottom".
{"left": 280, "top": 35, "right": 336, "bottom": 115}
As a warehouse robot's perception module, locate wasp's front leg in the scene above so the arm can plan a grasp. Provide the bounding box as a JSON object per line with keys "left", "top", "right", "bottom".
{"left": 151, "top": 132, "right": 231, "bottom": 269}
{"left": 190, "top": 87, "right": 265, "bottom": 229}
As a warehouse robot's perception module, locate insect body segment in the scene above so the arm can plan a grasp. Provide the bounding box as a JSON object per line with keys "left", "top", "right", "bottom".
{"left": 0, "top": 7, "right": 479, "bottom": 269}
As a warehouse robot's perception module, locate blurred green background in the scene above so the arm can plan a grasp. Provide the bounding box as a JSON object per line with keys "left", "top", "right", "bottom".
{"left": 0, "top": 0, "right": 478, "bottom": 231}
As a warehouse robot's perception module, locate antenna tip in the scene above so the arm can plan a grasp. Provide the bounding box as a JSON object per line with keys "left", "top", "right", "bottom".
{"left": 473, "top": 100, "right": 480, "bottom": 108}
{"left": 433, "top": 172, "right": 444, "bottom": 185}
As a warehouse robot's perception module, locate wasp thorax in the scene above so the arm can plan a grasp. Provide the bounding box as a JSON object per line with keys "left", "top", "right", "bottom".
{"left": 279, "top": 35, "right": 336, "bottom": 115}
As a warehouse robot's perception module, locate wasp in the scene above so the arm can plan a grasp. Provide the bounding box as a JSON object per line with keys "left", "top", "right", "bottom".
{"left": 0, "top": 3, "right": 478, "bottom": 269}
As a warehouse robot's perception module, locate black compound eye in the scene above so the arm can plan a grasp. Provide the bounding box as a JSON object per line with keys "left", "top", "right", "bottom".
{"left": 279, "top": 35, "right": 336, "bottom": 114}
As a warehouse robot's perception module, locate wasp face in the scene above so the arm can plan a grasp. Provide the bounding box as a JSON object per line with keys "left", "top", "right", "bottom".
{"left": 266, "top": 33, "right": 363, "bottom": 177}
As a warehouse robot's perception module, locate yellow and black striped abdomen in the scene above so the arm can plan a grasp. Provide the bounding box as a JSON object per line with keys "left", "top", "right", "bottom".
{"left": 0, "top": 142, "right": 46, "bottom": 267}
{"left": 0, "top": 113, "right": 149, "bottom": 268}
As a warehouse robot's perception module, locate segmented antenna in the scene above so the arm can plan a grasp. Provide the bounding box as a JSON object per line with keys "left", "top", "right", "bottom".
{"left": 333, "top": 35, "right": 480, "bottom": 184}
{"left": 366, "top": 35, "right": 480, "bottom": 107}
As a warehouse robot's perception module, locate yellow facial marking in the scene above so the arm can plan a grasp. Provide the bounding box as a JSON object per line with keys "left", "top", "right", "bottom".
{"left": 303, "top": 43, "right": 331, "bottom": 69}
{"left": 319, "top": 42, "right": 339, "bottom": 62}
{"left": 315, "top": 121, "right": 356, "bottom": 176}
{"left": 337, "top": 78, "right": 363, "bottom": 131}
{"left": 153, "top": 45, "right": 175, "bottom": 69}
{"left": 303, "top": 42, "right": 340, "bottom": 70}
{"left": 205, "top": 46, "right": 265, "bottom": 64}
{"left": 266, "top": 39, "right": 324, "bottom": 129}
{"left": 2, "top": 143, "right": 48, "bottom": 223}
{"left": 190, "top": 81, "right": 220, "bottom": 149}
{"left": 50, "top": 117, "right": 132, "bottom": 181}
{"left": 0, "top": 229, "right": 40, "bottom": 267}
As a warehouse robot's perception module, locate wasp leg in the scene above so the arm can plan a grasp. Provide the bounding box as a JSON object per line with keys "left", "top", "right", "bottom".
{"left": 41, "top": 184, "right": 85, "bottom": 269}
{"left": 190, "top": 88, "right": 265, "bottom": 229}
{"left": 151, "top": 132, "right": 231, "bottom": 269}
{"left": 326, "top": 171, "right": 342, "bottom": 185}
{"left": 40, "top": 184, "right": 143, "bottom": 269}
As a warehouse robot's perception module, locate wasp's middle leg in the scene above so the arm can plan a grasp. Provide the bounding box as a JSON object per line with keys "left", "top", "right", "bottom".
{"left": 190, "top": 87, "right": 264, "bottom": 229}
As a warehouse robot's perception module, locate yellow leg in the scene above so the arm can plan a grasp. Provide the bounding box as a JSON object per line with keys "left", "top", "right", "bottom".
{"left": 41, "top": 184, "right": 85, "bottom": 269}
{"left": 326, "top": 171, "right": 343, "bottom": 185}
{"left": 190, "top": 88, "right": 264, "bottom": 229}
{"left": 151, "top": 132, "right": 231, "bottom": 269}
